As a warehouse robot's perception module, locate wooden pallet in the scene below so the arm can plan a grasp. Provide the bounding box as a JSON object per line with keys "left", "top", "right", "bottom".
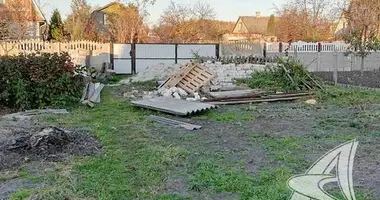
{"left": 162, "top": 63, "right": 215, "bottom": 94}
{"left": 161, "top": 63, "right": 197, "bottom": 89}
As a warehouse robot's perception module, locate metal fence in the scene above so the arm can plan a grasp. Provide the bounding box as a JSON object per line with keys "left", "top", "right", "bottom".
{"left": 113, "top": 43, "right": 219, "bottom": 74}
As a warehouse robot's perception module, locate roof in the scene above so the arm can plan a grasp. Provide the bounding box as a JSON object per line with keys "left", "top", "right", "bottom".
{"left": 237, "top": 16, "right": 271, "bottom": 35}
{"left": 92, "top": 2, "right": 125, "bottom": 13}
{"left": 0, "top": 0, "right": 46, "bottom": 22}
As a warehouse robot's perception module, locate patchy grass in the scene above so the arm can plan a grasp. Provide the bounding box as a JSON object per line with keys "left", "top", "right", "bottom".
{"left": 189, "top": 161, "right": 291, "bottom": 200}
{"left": 196, "top": 110, "right": 254, "bottom": 122}
{"left": 249, "top": 134, "right": 310, "bottom": 170}
{"left": 9, "top": 190, "right": 32, "bottom": 200}
{"left": 28, "top": 89, "right": 189, "bottom": 199}
{"left": 8, "top": 85, "right": 379, "bottom": 200}
{"left": 316, "top": 86, "right": 380, "bottom": 106}
{"left": 0, "top": 171, "right": 20, "bottom": 183}
{"left": 106, "top": 74, "right": 131, "bottom": 84}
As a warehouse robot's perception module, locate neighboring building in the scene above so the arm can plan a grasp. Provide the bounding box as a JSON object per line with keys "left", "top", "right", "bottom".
{"left": 224, "top": 12, "right": 277, "bottom": 42}
{"left": 91, "top": 2, "right": 146, "bottom": 43}
{"left": 0, "top": 0, "right": 46, "bottom": 40}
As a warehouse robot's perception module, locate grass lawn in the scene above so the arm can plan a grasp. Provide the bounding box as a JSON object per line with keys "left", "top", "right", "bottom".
{"left": 9, "top": 86, "right": 380, "bottom": 200}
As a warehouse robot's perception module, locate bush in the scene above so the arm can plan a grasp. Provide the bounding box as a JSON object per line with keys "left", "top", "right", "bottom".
{"left": 0, "top": 52, "right": 84, "bottom": 110}
{"left": 238, "top": 58, "right": 322, "bottom": 92}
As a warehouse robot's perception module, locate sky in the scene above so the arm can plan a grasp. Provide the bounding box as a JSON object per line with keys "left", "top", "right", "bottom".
{"left": 38, "top": 0, "right": 286, "bottom": 24}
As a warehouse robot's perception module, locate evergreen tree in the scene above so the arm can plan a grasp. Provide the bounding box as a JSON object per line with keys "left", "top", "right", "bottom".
{"left": 267, "top": 14, "right": 276, "bottom": 36}
{"left": 49, "top": 9, "right": 64, "bottom": 41}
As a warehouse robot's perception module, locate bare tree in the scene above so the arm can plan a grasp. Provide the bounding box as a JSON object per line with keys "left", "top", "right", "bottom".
{"left": 191, "top": 0, "right": 216, "bottom": 20}
{"left": 160, "top": 1, "right": 190, "bottom": 26}
{"left": 275, "top": 0, "right": 338, "bottom": 41}
{"left": 343, "top": 0, "right": 380, "bottom": 74}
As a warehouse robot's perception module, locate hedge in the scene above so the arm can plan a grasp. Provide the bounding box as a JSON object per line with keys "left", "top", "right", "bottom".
{"left": 0, "top": 52, "right": 84, "bottom": 110}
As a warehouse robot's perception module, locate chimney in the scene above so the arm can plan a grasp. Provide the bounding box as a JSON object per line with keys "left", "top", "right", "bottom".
{"left": 256, "top": 11, "right": 261, "bottom": 18}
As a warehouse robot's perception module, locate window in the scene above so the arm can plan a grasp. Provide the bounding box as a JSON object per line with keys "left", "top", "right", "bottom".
{"left": 0, "top": 0, "right": 5, "bottom": 4}
{"left": 103, "top": 14, "right": 107, "bottom": 25}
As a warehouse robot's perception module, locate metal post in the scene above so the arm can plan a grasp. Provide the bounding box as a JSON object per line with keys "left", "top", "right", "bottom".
{"left": 263, "top": 43, "right": 267, "bottom": 58}
{"left": 215, "top": 44, "right": 220, "bottom": 59}
{"left": 110, "top": 41, "right": 114, "bottom": 70}
{"left": 131, "top": 43, "right": 136, "bottom": 74}
{"left": 333, "top": 48, "right": 338, "bottom": 85}
{"left": 317, "top": 43, "right": 321, "bottom": 71}
{"left": 175, "top": 44, "right": 178, "bottom": 64}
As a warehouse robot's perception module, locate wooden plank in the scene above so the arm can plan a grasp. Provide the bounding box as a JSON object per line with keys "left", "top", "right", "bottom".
{"left": 207, "top": 96, "right": 304, "bottom": 105}
{"left": 209, "top": 90, "right": 266, "bottom": 99}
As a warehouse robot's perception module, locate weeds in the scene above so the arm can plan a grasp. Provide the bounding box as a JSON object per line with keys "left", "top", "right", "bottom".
{"left": 238, "top": 58, "right": 322, "bottom": 92}
{"left": 315, "top": 86, "right": 380, "bottom": 106}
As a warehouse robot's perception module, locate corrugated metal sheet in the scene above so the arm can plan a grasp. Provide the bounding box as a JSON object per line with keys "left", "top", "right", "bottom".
{"left": 132, "top": 97, "right": 217, "bottom": 116}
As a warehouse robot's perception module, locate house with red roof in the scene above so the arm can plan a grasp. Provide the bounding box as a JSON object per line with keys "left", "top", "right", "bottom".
{"left": 0, "top": 0, "right": 46, "bottom": 40}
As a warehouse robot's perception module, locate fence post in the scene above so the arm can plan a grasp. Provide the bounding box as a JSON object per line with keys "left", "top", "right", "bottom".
{"left": 317, "top": 42, "right": 321, "bottom": 72}
{"left": 333, "top": 48, "right": 338, "bottom": 85}
{"left": 175, "top": 44, "right": 178, "bottom": 64}
{"left": 215, "top": 44, "right": 220, "bottom": 59}
{"left": 110, "top": 41, "right": 114, "bottom": 70}
{"left": 131, "top": 43, "right": 136, "bottom": 74}
{"left": 263, "top": 43, "right": 267, "bottom": 58}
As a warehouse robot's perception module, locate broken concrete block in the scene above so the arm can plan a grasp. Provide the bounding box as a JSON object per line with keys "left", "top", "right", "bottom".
{"left": 186, "top": 98, "right": 197, "bottom": 102}
{"left": 305, "top": 99, "right": 317, "bottom": 105}
{"left": 164, "top": 90, "right": 173, "bottom": 97}
{"left": 177, "top": 88, "right": 188, "bottom": 97}
{"left": 194, "top": 93, "right": 201, "bottom": 101}
{"left": 173, "top": 92, "right": 181, "bottom": 99}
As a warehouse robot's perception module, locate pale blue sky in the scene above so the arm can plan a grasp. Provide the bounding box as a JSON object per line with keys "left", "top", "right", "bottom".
{"left": 39, "top": 0, "right": 285, "bottom": 24}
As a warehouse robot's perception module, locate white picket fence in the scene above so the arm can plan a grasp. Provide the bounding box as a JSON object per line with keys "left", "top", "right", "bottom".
{"left": 266, "top": 42, "right": 350, "bottom": 53}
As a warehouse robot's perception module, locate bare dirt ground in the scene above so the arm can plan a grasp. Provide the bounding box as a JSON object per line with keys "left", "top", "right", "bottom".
{"left": 0, "top": 116, "right": 102, "bottom": 199}
{"left": 146, "top": 103, "right": 380, "bottom": 199}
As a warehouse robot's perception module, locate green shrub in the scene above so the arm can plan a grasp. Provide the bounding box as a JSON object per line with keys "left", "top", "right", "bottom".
{"left": 238, "top": 58, "right": 321, "bottom": 92}
{"left": 0, "top": 53, "right": 84, "bottom": 110}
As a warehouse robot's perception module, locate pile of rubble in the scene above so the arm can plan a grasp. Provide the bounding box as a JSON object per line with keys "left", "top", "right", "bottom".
{"left": 122, "top": 60, "right": 269, "bottom": 101}
{"left": 81, "top": 63, "right": 115, "bottom": 107}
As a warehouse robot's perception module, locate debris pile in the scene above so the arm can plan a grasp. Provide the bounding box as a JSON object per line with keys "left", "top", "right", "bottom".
{"left": 0, "top": 126, "right": 102, "bottom": 170}
{"left": 240, "top": 58, "right": 323, "bottom": 92}
{"left": 129, "top": 58, "right": 323, "bottom": 116}
{"left": 120, "top": 63, "right": 182, "bottom": 84}
{"left": 6, "top": 127, "right": 70, "bottom": 151}
{"left": 159, "top": 62, "right": 215, "bottom": 94}
{"left": 81, "top": 63, "right": 114, "bottom": 107}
